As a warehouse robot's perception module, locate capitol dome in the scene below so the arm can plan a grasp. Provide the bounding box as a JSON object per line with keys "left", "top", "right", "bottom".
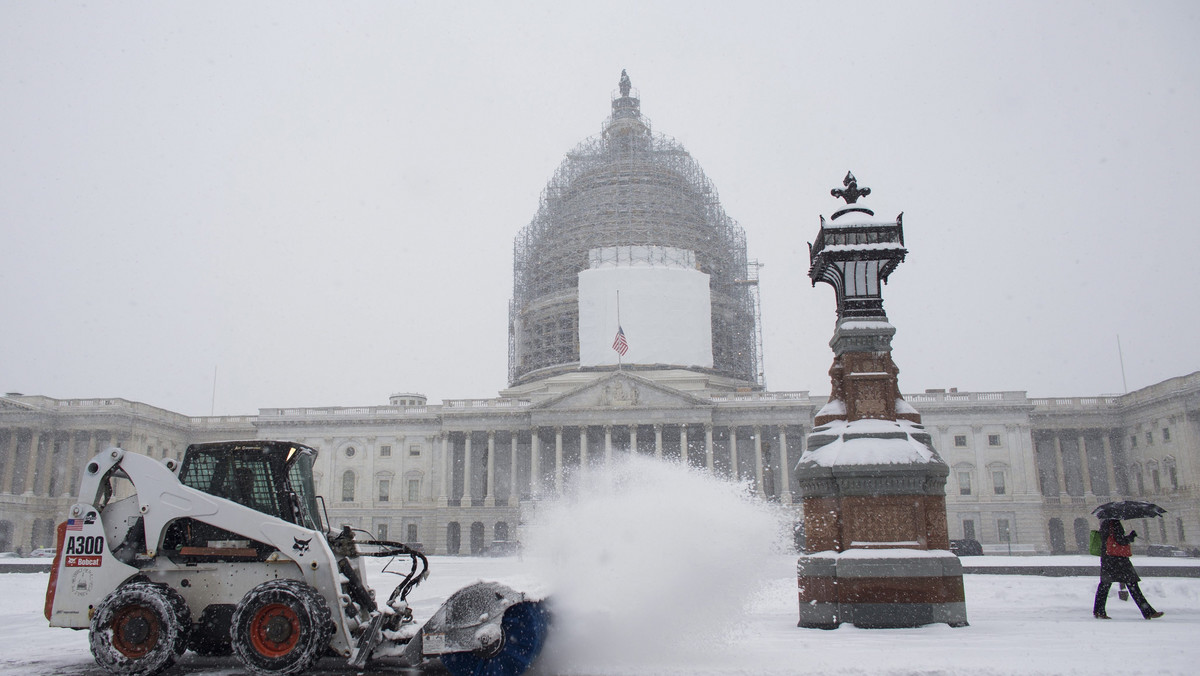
{"left": 508, "top": 71, "right": 761, "bottom": 387}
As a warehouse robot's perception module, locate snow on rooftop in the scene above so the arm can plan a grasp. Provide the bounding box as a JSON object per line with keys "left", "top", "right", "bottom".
{"left": 837, "top": 319, "right": 895, "bottom": 331}
{"left": 801, "top": 418, "right": 937, "bottom": 467}
{"left": 820, "top": 242, "right": 906, "bottom": 253}
{"left": 815, "top": 398, "right": 845, "bottom": 418}
{"left": 803, "top": 547, "right": 959, "bottom": 560}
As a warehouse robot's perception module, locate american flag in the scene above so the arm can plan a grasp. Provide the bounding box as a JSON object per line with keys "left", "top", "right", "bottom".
{"left": 612, "top": 326, "right": 628, "bottom": 356}
{"left": 65, "top": 518, "right": 83, "bottom": 531}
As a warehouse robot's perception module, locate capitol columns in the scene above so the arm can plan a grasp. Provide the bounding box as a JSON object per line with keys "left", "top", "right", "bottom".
{"left": 68, "top": 431, "right": 93, "bottom": 496}
{"left": 36, "top": 433, "right": 56, "bottom": 497}
{"left": 437, "top": 432, "right": 450, "bottom": 507}
{"left": 705, "top": 424, "right": 715, "bottom": 472}
{"left": 1, "top": 430, "right": 18, "bottom": 493}
{"left": 1053, "top": 434, "right": 1068, "bottom": 496}
{"left": 1077, "top": 431, "right": 1094, "bottom": 497}
{"left": 579, "top": 426, "right": 589, "bottom": 474}
{"left": 529, "top": 427, "right": 541, "bottom": 498}
{"left": 779, "top": 426, "right": 792, "bottom": 505}
{"left": 62, "top": 432, "right": 82, "bottom": 497}
{"left": 680, "top": 424, "right": 689, "bottom": 465}
{"left": 509, "top": 432, "right": 519, "bottom": 506}
{"left": 1102, "top": 433, "right": 1118, "bottom": 495}
{"left": 753, "top": 426, "right": 764, "bottom": 494}
{"left": 365, "top": 435, "right": 377, "bottom": 507}
{"left": 729, "top": 426, "right": 740, "bottom": 480}
{"left": 554, "top": 427, "right": 564, "bottom": 494}
{"left": 654, "top": 424, "right": 663, "bottom": 460}
{"left": 484, "top": 431, "right": 497, "bottom": 507}
{"left": 462, "top": 432, "right": 473, "bottom": 504}
{"left": 24, "top": 431, "right": 41, "bottom": 495}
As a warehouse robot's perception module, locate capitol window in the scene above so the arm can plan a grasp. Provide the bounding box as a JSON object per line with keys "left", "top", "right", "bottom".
{"left": 962, "top": 519, "right": 976, "bottom": 540}
{"left": 992, "top": 471, "right": 1006, "bottom": 495}
{"left": 988, "top": 434, "right": 1001, "bottom": 447}
{"left": 1131, "top": 465, "right": 1145, "bottom": 494}
{"left": 954, "top": 435, "right": 968, "bottom": 447}
{"left": 345, "top": 446, "right": 356, "bottom": 458}
{"left": 380, "top": 445, "right": 391, "bottom": 457}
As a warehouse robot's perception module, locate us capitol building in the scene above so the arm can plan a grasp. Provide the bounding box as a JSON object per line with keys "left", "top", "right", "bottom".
{"left": 3, "top": 74, "right": 1198, "bottom": 557}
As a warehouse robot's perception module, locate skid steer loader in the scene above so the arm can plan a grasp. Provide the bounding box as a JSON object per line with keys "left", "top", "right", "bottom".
{"left": 43, "top": 440, "right": 550, "bottom": 676}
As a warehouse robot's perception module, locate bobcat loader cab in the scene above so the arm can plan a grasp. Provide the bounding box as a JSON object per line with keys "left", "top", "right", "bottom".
{"left": 44, "top": 440, "right": 549, "bottom": 676}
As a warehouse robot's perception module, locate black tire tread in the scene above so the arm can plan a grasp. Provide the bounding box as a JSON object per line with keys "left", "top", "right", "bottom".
{"left": 89, "top": 580, "right": 191, "bottom": 676}
{"left": 231, "top": 578, "right": 334, "bottom": 676}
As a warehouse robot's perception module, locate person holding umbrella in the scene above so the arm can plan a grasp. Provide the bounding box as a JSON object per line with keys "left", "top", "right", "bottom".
{"left": 1092, "top": 501, "right": 1166, "bottom": 620}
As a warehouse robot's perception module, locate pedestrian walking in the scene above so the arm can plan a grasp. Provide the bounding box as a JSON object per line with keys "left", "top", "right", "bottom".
{"left": 1093, "top": 518, "right": 1163, "bottom": 619}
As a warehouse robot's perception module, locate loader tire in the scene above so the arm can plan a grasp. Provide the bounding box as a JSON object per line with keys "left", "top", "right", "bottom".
{"left": 231, "top": 579, "right": 334, "bottom": 675}
{"left": 89, "top": 580, "right": 192, "bottom": 676}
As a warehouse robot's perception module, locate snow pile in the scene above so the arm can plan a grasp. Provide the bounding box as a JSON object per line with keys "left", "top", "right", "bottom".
{"left": 522, "top": 456, "right": 791, "bottom": 670}
{"left": 815, "top": 397, "right": 846, "bottom": 418}
{"left": 801, "top": 418, "right": 937, "bottom": 467}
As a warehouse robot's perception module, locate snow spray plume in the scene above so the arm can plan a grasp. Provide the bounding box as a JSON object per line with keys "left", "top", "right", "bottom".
{"left": 522, "top": 456, "right": 791, "bottom": 670}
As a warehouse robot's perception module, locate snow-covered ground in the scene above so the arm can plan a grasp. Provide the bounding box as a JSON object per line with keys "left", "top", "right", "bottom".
{"left": 3, "top": 555, "right": 1198, "bottom": 675}
{"left": 7, "top": 459, "right": 1197, "bottom": 675}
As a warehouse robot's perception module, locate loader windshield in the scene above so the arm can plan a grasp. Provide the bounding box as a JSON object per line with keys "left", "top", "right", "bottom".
{"left": 177, "top": 441, "right": 323, "bottom": 530}
{"left": 286, "top": 450, "right": 324, "bottom": 532}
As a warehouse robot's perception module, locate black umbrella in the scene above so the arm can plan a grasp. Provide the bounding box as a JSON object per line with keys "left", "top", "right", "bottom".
{"left": 1092, "top": 500, "right": 1167, "bottom": 520}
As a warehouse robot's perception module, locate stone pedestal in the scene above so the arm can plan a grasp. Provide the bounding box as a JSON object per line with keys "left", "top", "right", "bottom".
{"left": 794, "top": 420, "right": 967, "bottom": 628}
{"left": 797, "top": 550, "right": 967, "bottom": 629}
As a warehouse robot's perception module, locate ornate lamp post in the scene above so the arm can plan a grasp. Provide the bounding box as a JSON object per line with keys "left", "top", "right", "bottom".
{"left": 795, "top": 173, "right": 967, "bottom": 629}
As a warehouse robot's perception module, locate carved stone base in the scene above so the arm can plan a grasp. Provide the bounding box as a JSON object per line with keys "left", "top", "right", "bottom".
{"left": 797, "top": 551, "right": 967, "bottom": 629}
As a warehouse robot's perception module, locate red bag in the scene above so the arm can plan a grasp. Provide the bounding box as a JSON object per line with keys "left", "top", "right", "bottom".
{"left": 1106, "top": 535, "right": 1132, "bottom": 558}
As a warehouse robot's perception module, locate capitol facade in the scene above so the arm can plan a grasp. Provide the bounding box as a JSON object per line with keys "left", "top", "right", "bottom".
{"left": 2, "top": 75, "right": 1197, "bottom": 557}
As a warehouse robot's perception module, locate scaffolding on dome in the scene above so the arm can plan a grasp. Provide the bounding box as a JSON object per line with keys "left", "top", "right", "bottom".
{"left": 508, "top": 76, "right": 762, "bottom": 388}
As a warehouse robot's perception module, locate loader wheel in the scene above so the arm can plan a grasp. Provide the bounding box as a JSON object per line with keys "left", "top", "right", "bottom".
{"left": 89, "top": 581, "right": 191, "bottom": 676}
{"left": 231, "top": 579, "right": 333, "bottom": 676}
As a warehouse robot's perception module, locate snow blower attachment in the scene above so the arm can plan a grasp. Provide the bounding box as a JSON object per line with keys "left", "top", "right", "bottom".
{"left": 43, "top": 441, "right": 550, "bottom": 676}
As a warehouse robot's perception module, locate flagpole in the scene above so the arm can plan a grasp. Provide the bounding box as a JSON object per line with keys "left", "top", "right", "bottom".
{"left": 616, "top": 290, "right": 622, "bottom": 370}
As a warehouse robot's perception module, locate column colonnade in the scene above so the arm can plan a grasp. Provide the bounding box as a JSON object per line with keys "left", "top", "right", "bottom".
{"left": 444, "top": 423, "right": 804, "bottom": 505}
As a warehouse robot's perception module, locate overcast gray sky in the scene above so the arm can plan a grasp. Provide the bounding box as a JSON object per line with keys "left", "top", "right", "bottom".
{"left": 3, "top": 1, "right": 1198, "bottom": 416}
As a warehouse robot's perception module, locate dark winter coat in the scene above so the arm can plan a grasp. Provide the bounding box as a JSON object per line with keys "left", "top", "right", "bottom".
{"left": 1098, "top": 519, "right": 1140, "bottom": 584}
